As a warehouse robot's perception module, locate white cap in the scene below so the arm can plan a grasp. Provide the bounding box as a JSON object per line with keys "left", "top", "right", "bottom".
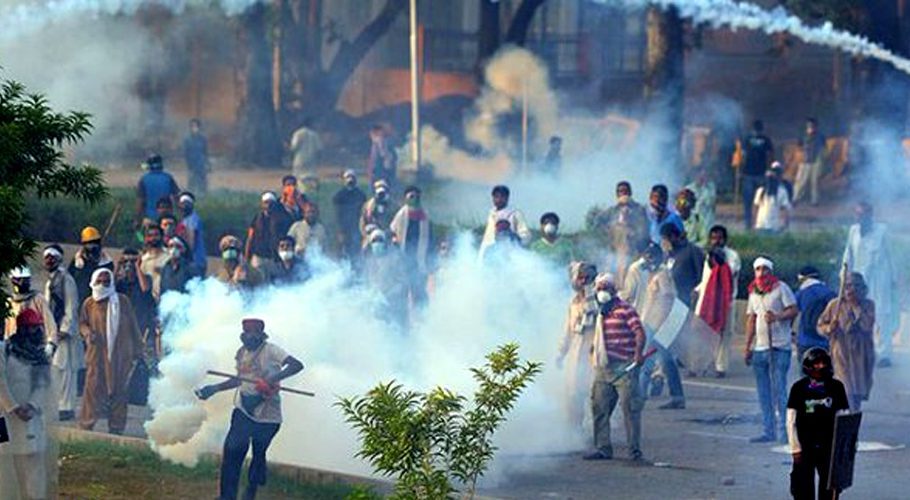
{"left": 753, "top": 256, "right": 774, "bottom": 271}
{"left": 261, "top": 191, "right": 278, "bottom": 203}
{"left": 594, "top": 272, "right": 615, "bottom": 289}
{"left": 10, "top": 266, "right": 31, "bottom": 279}
{"left": 342, "top": 169, "right": 356, "bottom": 179}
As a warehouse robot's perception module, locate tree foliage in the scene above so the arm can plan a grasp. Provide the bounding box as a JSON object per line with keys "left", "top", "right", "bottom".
{"left": 337, "top": 343, "right": 543, "bottom": 499}
{"left": 0, "top": 78, "right": 107, "bottom": 319}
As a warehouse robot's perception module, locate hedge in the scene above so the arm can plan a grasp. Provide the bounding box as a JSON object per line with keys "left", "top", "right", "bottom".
{"left": 25, "top": 188, "right": 880, "bottom": 297}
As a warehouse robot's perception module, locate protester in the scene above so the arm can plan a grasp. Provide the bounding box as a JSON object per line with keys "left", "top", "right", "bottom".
{"left": 218, "top": 235, "right": 264, "bottom": 290}
{"left": 482, "top": 220, "right": 522, "bottom": 267}
{"left": 268, "top": 236, "right": 310, "bottom": 286}
{"left": 741, "top": 120, "right": 774, "bottom": 228}
{"left": 289, "top": 119, "right": 323, "bottom": 179}
{"left": 42, "top": 245, "right": 83, "bottom": 421}
{"left": 557, "top": 262, "right": 598, "bottom": 429}
{"left": 78, "top": 268, "right": 144, "bottom": 435}
{"left": 744, "top": 257, "right": 798, "bottom": 443}
{"left": 530, "top": 212, "right": 575, "bottom": 265}
{"left": 0, "top": 329, "right": 44, "bottom": 500}
{"left": 585, "top": 273, "right": 646, "bottom": 461}
{"left": 842, "top": 202, "right": 898, "bottom": 367}
{"left": 3, "top": 309, "right": 56, "bottom": 500}
{"left": 114, "top": 250, "right": 157, "bottom": 356}
{"left": 177, "top": 192, "right": 207, "bottom": 275}
{"left": 622, "top": 244, "right": 684, "bottom": 409}
{"left": 794, "top": 266, "right": 837, "bottom": 361}
{"left": 364, "top": 229, "right": 409, "bottom": 328}
{"left": 160, "top": 236, "right": 195, "bottom": 295}
{"left": 685, "top": 167, "right": 717, "bottom": 236}
{"left": 542, "top": 135, "right": 562, "bottom": 175}
{"left": 332, "top": 170, "right": 368, "bottom": 261}
{"left": 660, "top": 223, "right": 704, "bottom": 309}
{"left": 794, "top": 117, "right": 826, "bottom": 206}
{"left": 287, "top": 202, "right": 327, "bottom": 258}
{"left": 139, "top": 224, "right": 170, "bottom": 301}
{"left": 367, "top": 124, "right": 397, "bottom": 188}
{"left": 4, "top": 267, "right": 57, "bottom": 349}
{"left": 68, "top": 226, "right": 115, "bottom": 305}
{"left": 753, "top": 168, "right": 792, "bottom": 233}
{"left": 195, "top": 318, "right": 304, "bottom": 500}
{"left": 279, "top": 175, "right": 308, "bottom": 222}
{"left": 586, "top": 181, "right": 650, "bottom": 285}
{"left": 360, "top": 180, "right": 397, "bottom": 244}
{"left": 693, "top": 225, "right": 741, "bottom": 377}
{"left": 136, "top": 154, "right": 180, "bottom": 223}
{"left": 817, "top": 272, "right": 876, "bottom": 411}
{"left": 648, "top": 184, "right": 684, "bottom": 245}
{"left": 676, "top": 188, "right": 707, "bottom": 247}
{"left": 389, "top": 186, "right": 432, "bottom": 307}
{"left": 159, "top": 213, "right": 179, "bottom": 242}
{"left": 479, "top": 185, "right": 532, "bottom": 258}
{"left": 786, "top": 347, "right": 849, "bottom": 500}
{"left": 246, "top": 191, "right": 293, "bottom": 271}
{"left": 183, "top": 118, "right": 209, "bottom": 195}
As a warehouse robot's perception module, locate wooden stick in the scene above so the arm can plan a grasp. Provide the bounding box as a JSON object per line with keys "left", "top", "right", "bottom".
{"left": 102, "top": 203, "right": 122, "bottom": 240}
{"left": 206, "top": 370, "right": 315, "bottom": 397}
{"left": 833, "top": 262, "right": 849, "bottom": 322}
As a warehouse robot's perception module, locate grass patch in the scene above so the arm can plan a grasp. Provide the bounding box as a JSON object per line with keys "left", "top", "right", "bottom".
{"left": 58, "top": 440, "right": 379, "bottom": 499}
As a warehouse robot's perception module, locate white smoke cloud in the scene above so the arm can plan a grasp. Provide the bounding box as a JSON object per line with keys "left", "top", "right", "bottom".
{"left": 146, "top": 239, "right": 586, "bottom": 481}
{"left": 600, "top": 0, "right": 910, "bottom": 76}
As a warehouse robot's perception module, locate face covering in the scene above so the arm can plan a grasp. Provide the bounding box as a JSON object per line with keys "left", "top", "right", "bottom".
{"left": 145, "top": 236, "right": 162, "bottom": 248}
{"left": 222, "top": 248, "right": 239, "bottom": 261}
{"left": 240, "top": 333, "right": 265, "bottom": 351}
{"left": 371, "top": 241, "right": 387, "bottom": 255}
{"left": 84, "top": 244, "right": 101, "bottom": 261}
{"left": 278, "top": 250, "right": 294, "bottom": 262}
{"left": 543, "top": 223, "right": 558, "bottom": 237}
{"left": 617, "top": 194, "right": 631, "bottom": 205}
{"left": 345, "top": 178, "right": 356, "bottom": 188}
{"left": 91, "top": 282, "right": 115, "bottom": 301}
{"left": 12, "top": 280, "right": 31, "bottom": 296}
{"left": 596, "top": 290, "right": 613, "bottom": 304}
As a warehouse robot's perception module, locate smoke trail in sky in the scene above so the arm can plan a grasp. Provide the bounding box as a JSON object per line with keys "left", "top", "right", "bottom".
{"left": 599, "top": 0, "right": 910, "bottom": 76}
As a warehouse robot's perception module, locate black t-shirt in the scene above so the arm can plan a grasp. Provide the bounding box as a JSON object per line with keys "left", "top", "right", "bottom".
{"left": 787, "top": 376, "right": 849, "bottom": 450}
{"left": 742, "top": 133, "right": 774, "bottom": 176}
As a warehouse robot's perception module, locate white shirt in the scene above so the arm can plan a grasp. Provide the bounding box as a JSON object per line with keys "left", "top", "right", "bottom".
{"left": 479, "top": 207, "right": 531, "bottom": 257}
{"left": 753, "top": 187, "right": 792, "bottom": 231}
{"left": 234, "top": 342, "right": 289, "bottom": 424}
{"left": 747, "top": 282, "right": 797, "bottom": 351}
{"left": 694, "top": 246, "right": 741, "bottom": 313}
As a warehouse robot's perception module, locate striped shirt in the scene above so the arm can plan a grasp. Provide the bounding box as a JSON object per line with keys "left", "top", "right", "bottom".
{"left": 601, "top": 300, "right": 643, "bottom": 362}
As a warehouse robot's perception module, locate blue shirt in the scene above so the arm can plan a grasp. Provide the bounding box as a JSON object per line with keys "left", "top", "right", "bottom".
{"left": 137, "top": 170, "right": 179, "bottom": 219}
{"left": 181, "top": 212, "right": 207, "bottom": 271}
{"left": 649, "top": 209, "right": 685, "bottom": 244}
{"left": 795, "top": 281, "right": 837, "bottom": 349}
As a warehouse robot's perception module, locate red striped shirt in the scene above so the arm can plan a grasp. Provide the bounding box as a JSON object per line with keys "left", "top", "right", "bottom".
{"left": 601, "top": 301, "right": 643, "bottom": 362}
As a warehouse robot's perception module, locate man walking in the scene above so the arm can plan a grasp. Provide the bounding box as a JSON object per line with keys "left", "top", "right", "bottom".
{"left": 585, "top": 273, "right": 646, "bottom": 461}
{"left": 42, "top": 245, "right": 83, "bottom": 421}
{"left": 196, "top": 318, "right": 304, "bottom": 500}
{"left": 744, "top": 257, "right": 798, "bottom": 443}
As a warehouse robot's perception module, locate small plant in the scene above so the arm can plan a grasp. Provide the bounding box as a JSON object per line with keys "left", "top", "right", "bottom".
{"left": 337, "top": 343, "right": 542, "bottom": 499}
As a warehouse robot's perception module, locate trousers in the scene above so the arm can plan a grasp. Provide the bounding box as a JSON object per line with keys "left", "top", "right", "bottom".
{"left": 219, "top": 409, "right": 281, "bottom": 500}
{"left": 752, "top": 348, "right": 790, "bottom": 438}
{"left": 790, "top": 446, "right": 834, "bottom": 500}
{"left": 591, "top": 363, "right": 643, "bottom": 457}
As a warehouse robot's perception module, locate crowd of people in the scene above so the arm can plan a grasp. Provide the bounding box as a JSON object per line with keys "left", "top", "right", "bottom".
{"left": 0, "top": 120, "right": 901, "bottom": 499}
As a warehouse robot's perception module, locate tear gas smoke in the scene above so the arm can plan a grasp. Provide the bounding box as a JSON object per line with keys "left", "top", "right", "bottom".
{"left": 147, "top": 243, "right": 587, "bottom": 480}
{"left": 602, "top": 0, "right": 910, "bottom": 76}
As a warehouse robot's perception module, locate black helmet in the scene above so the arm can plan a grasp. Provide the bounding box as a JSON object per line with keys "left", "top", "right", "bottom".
{"left": 802, "top": 347, "right": 833, "bottom": 379}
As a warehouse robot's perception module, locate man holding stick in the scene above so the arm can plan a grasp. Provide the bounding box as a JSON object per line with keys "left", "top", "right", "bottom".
{"left": 196, "top": 318, "right": 304, "bottom": 500}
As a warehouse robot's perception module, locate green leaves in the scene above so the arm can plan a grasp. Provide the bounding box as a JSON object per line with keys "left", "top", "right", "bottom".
{"left": 336, "top": 344, "right": 541, "bottom": 499}
{"left": 0, "top": 75, "right": 106, "bottom": 321}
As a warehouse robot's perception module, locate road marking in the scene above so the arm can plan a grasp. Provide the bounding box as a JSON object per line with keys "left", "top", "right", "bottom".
{"left": 687, "top": 430, "right": 750, "bottom": 441}
{"left": 682, "top": 380, "right": 756, "bottom": 392}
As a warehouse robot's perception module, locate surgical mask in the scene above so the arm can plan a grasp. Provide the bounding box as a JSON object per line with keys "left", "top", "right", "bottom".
{"left": 543, "top": 223, "right": 557, "bottom": 236}
{"left": 371, "top": 241, "right": 387, "bottom": 255}
{"left": 596, "top": 290, "right": 613, "bottom": 304}
{"left": 222, "top": 248, "right": 239, "bottom": 261}
{"left": 376, "top": 191, "right": 388, "bottom": 202}
{"left": 278, "top": 250, "right": 294, "bottom": 262}
{"left": 345, "top": 178, "right": 356, "bottom": 187}
{"left": 617, "top": 194, "right": 631, "bottom": 205}
{"left": 406, "top": 197, "right": 419, "bottom": 208}
{"left": 240, "top": 333, "right": 264, "bottom": 351}
{"left": 84, "top": 244, "right": 101, "bottom": 260}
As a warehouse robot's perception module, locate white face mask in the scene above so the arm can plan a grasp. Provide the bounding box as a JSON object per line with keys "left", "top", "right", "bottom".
{"left": 278, "top": 250, "right": 294, "bottom": 262}
{"left": 91, "top": 282, "right": 113, "bottom": 301}
{"left": 543, "top": 223, "right": 557, "bottom": 236}
{"left": 596, "top": 290, "right": 613, "bottom": 304}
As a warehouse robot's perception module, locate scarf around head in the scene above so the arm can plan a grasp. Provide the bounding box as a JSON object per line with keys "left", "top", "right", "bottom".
{"left": 748, "top": 274, "right": 780, "bottom": 295}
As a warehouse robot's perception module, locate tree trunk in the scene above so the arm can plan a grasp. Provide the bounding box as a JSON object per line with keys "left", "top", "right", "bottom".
{"left": 476, "top": 0, "right": 501, "bottom": 72}
{"left": 644, "top": 6, "right": 685, "bottom": 171}
{"left": 236, "top": 2, "right": 283, "bottom": 167}
{"left": 504, "top": 0, "right": 547, "bottom": 46}
{"left": 304, "top": 0, "right": 407, "bottom": 122}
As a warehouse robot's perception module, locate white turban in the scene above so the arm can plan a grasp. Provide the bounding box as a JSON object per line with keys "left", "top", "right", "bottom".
{"left": 753, "top": 256, "right": 774, "bottom": 271}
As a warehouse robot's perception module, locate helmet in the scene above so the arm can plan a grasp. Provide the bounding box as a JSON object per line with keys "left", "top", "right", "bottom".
{"left": 802, "top": 347, "right": 834, "bottom": 379}
{"left": 10, "top": 266, "right": 31, "bottom": 279}
{"left": 81, "top": 226, "right": 102, "bottom": 243}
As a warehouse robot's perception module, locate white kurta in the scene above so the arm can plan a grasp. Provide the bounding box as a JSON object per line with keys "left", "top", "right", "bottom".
{"left": 45, "top": 270, "right": 84, "bottom": 414}
{"left": 842, "top": 223, "right": 898, "bottom": 355}
{"left": 558, "top": 291, "right": 598, "bottom": 427}
{"left": 479, "top": 207, "right": 532, "bottom": 257}
{"left": 389, "top": 206, "right": 431, "bottom": 274}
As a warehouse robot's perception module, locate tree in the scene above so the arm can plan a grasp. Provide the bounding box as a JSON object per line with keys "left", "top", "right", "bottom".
{"left": 0, "top": 78, "right": 107, "bottom": 320}
{"left": 338, "top": 343, "right": 542, "bottom": 499}
{"left": 476, "top": 0, "right": 548, "bottom": 68}
{"left": 644, "top": 6, "right": 685, "bottom": 171}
